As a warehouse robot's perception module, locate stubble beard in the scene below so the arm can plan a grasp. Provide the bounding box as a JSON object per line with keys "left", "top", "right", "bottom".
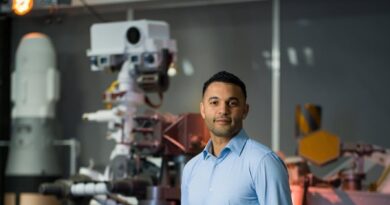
{"left": 206, "top": 117, "right": 241, "bottom": 138}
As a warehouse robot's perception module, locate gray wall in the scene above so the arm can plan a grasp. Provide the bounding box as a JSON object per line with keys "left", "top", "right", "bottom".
{"left": 281, "top": 0, "right": 390, "bottom": 145}
{"left": 9, "top": 0, "right": 390, "bottom": 175}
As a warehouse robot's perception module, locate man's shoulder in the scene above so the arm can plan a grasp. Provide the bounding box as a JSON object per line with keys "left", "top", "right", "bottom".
{"left": 242, "top": 138, "right": 285, "bottom": 167}
{"left": 183, "top": 151, "right": 203, "bottom": 170}
{"left": 243, "top": 138, "right": 288, "bottom": 179}
{"left": 237, "top": 130, "right": 274, "bottom": 160}
{"left": 244, "top": 138, "right": 274, "bottom": 158}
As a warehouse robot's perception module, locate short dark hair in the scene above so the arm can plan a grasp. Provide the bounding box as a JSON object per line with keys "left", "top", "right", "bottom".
{"left": 202, "top": 71, "right": 247, "bottom": 99}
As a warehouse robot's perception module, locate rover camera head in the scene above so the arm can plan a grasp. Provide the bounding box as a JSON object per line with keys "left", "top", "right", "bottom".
{"left": 87, "top": 20, "right": 177, "bottom": 93}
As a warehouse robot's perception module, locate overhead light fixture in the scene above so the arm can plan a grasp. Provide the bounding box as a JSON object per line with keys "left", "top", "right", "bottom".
{"left": 12, "top": 0, "right": 34, "bottom": 16}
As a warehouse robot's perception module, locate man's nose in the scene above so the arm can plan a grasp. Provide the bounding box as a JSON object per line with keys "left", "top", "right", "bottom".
{"left": 217, "top": 103, "right": 230, "bottom": 115}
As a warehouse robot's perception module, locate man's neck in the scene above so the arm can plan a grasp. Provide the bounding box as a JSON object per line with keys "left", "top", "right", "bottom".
{"left": 211, "top": 135, "right": 232, "bottom": 157}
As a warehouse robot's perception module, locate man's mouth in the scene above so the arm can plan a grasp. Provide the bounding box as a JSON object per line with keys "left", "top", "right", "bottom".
{"left": 214, "top": 118, "right": 231, "bottom": 123}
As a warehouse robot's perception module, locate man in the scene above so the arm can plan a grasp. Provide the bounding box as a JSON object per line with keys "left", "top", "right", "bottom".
{"left": 181, "top": 71, "right": 292, "bottom": 205}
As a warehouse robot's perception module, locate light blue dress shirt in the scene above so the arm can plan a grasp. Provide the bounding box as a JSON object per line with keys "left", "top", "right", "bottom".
{"left": 181, "top": 129, "right": 292, "bottom": 205}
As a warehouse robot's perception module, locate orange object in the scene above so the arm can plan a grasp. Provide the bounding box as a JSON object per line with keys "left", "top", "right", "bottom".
{"left": 12, "top": 0, "right": 34, "bottom": 16}
{"left": 298, "top": 130, "right": 341, "bottom": 166}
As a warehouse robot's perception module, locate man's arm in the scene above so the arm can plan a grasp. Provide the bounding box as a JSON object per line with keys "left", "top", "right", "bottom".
{"left": 254, "top": 152, "right": 292, "bottom": 205}
{"left": 181, "top": 164, "right": 190, "bottom": 205}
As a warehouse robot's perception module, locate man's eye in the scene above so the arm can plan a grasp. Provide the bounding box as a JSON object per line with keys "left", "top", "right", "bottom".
{"left": 228, "top": 100, "right": 238, "bottom": 107}
{"left": 210, "top": 101, "right": 218, "bottom": 105}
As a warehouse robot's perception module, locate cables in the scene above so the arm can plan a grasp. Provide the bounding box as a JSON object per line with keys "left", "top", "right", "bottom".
{"left": 78, "top": 0, "right": 107, "bottom": 22}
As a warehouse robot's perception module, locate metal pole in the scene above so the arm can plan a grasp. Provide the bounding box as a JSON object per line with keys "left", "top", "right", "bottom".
{"left": 271, "top": 0, "right": 280, "bottom": 151}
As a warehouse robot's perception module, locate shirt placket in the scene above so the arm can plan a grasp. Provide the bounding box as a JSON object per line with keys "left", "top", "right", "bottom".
{"left": 208, "top": 159, "right": 218, "bottom": 193}
{"left": 207, "top": 150, "right": 229, "bottom": 194}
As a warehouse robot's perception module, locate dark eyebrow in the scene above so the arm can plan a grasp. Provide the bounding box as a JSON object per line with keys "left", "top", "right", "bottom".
{"left": 207, "top": 96, "right": 240, "bottom": 102}
{"left": 228, "top": 97, "right": 239, "bottom": 102}
{"left": 207, "top": 96, "right": 219, "bottom": 101}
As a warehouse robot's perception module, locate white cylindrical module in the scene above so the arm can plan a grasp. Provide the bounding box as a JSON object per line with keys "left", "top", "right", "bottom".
{"left": 11, "top": 32, "right": 59, "bottom": 119}
{"left": 5, "top": 33, "right": 62, "bottom": 203}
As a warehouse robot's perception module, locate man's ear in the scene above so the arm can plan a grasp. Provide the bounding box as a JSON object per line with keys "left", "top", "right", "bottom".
{"left": 243, "top": 104, "right": 249, "bottom": 119}
{"left": 200, "top": 102, "right": 205, "bottom": 119}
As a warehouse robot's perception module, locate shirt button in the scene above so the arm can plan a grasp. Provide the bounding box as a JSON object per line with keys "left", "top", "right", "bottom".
{"left": 209, "top": 187, "right": 213, "bottom": 192}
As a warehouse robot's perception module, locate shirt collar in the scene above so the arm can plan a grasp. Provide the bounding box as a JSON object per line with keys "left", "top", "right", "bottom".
{"left": 202, "top": 129, "right": 249, "bottom": 159}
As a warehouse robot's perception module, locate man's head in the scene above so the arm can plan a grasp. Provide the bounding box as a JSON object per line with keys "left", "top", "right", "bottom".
{"left": 200, "top": 71, "right": 249, "bottom": 139}
{"left": 202, "top": 71, "right": 247, "bottom": 100}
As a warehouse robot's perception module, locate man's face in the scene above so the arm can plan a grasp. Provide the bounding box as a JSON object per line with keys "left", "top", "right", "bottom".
{"left": 200, "top": 82, "right": 249, "bottom": 139}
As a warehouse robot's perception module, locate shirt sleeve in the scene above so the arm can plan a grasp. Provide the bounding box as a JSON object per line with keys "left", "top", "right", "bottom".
{"left": 253, "top": 152, "right": 292, "bottom": 205}
{"left": 181, "top": 163, "right": 190, "bottom": 205}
